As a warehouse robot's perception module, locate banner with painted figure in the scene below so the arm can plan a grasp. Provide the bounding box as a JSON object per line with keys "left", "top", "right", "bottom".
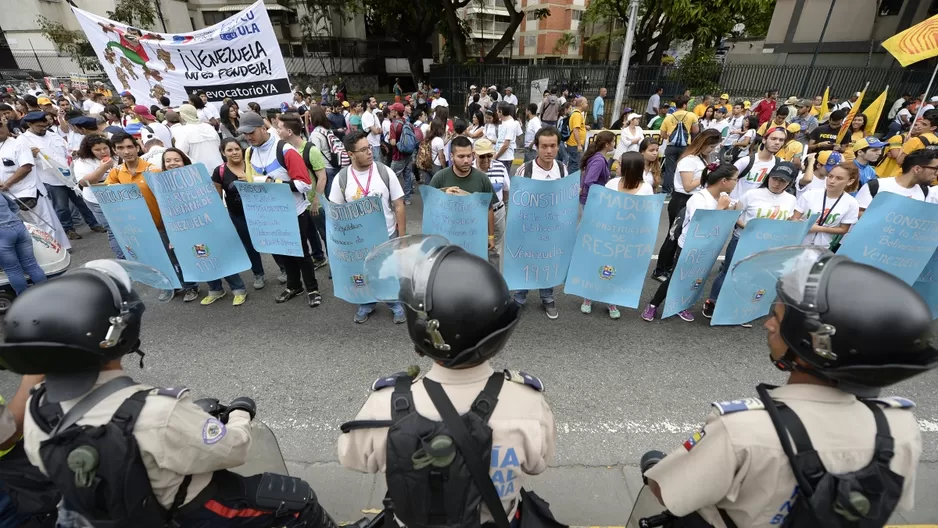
{"left": 145, "top": 164, "right": 250, "bottom": 282}
{"left": 564, "top": 186, "right": 664, "bottom": 308}
{"left": 837, "top": 192, "right": 938, "bottom": 285}
{"left": 710, "top": 216, "right": 818, "bottom": 326}
{"left": 661, "top": 210, "right": 738, "bottom": 319}
{"left": 503, "top": 174, "right": 581, "bottom": 291}
{"left": 233, "top": 182, "right": 303, "bottom": 257}
{"left": 420, "top": 186, "right": 491, "bottom": 260}
{"left": 322, "top": 195, "right": 389, "bottom": 304}
{"left": 91, "top": 184, "right": 181, "bottom": 288}
{"left": 72, "top": 1, "right": 290, "bottom": 108}
{"left": 914, "top": 249, "right": 938, "bottom": 319}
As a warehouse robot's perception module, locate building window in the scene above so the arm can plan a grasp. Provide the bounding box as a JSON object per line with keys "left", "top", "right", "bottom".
{"left": 202, "top": 11, "right": 226, "bottom": 26}
{"left": 570, "top": 9, "right": 582, "bottom": 22}
{"left": 524, "top": 35, "right": 536, "bottom": 48}
{"left": 526, "top": 10, "right": 538, "bottom": 21}
{"left": 878, "top": 0, "right": 903, "bottom": 16}
{"left": 292, "top": 44, "right": 304, "bottom": 57}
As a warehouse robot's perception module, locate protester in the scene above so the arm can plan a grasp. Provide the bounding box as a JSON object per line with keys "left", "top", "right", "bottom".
{"left": 473, "top": 138, "right": 508, "bottom": 269}
{"left": 219, "top": 101, "right": 243, "bottom": 144}
{"left": 173, "top": 104, "right": 223, "bottom": 170}
{"left": 483, "top": 109, "right": 499, "bottom": 144}
{"left": 134, "top": 104, "right": 172, "bottom": 148}
{"left": 493, "top": 102, "right": 521, "bottom": 173}
{"left": 889, "top": 92, "right": 913, "bottom": 120}
{"left": 503, "top": 86, "right": 518, "bottom": 106}
{"left": 659, "top": 96, "right": 699, "bottom": 195}
{"left": 348, "top": 100, "right": 363, "bottom": 133}
{"left": 638, "top": 137, "right": 661, "bottom": 190}
{"left": 841, "top": 114, "right": 868, "bottom": 161}
{"left": 645, "top": 87, "right": 664, "bottom": 124}
{"left": 426, "top": 118, "right": 447, "bottom": 175}
{"left": 777, "top": 123, "right": 805, "bottom": 164}
{"left": 615, "top": 114, "right": 643, "bottom": 158}
{"left": 522, "top": 103, "right": 541, "bottom": 163}
{"left": 888, "top": 99, "right": 916, "bottom": 137}
{"left": 329, "top": 130, "right": 406, "bottom": 324}
{"left": 875, "top": 134, "right": 904, "bottom": 178}
{"left": 808, "top": 109, "right": 846, "bottom": 153}
{"left": 792, "top": 162, "right": 860, "bottom": 249}
{"left": 429, "top": 134, "right": 497, "bottom": 248}
{"left": 751, "top": 89, "right": 778, "bottom": 125}
{"left": 593, "top": 87, "right": 607, "bottom": 129}
{"left": 838, "top": 92, "right": 860, "bottom": 111}
{"left": 730, "top": 126, "right": 785, "bottom": 201}
{"left": 693, "top": 95, "right": 714, "bottom": 118}
{"left": 896, "top": 109, "right": 938, "bottom": 166}
{"left": 643, "top": 163, "right": 737, "bottom": 322}
{"left": 564, "top": 98, "right": 588, "bottom": 174}
{"left": 757, "top": 106, "right": 790, "bottom": 136}
{"left": 850, "top": 136, "right": 885, "bottom": 189}
{"left": 239, "top": 112, "right": 322, "bottom": 307}
{"left": 699, "top": 105, "right": 715, "bottom": 130}
{"left": 211, "top": 138, "right": 266, "bottom": 290}
{"left": 542, "top": 89, "right": 561, "bottom": 128}
{"left": 647, "top": 106, "right": 668, "bottom": 131}
{"left": 651, "top": 129, "right": 721, "bottom": 283}
{"left": 74, "top": 135, "right": 124, "bottom": 259}
{"left": 579, "top": 130, "right": 615, "bottom": 207}
{"left": 787, "top": 99, "right": 818, "bottom": 143}
{"left": 0, "top": 190, "right": 46, "bottom": 295}
{"left": 466, "top": 111, "right": 485, "bottom": 141}
{"left": 795, "top": 150, "right": 842, "bottom": 199}
{"left": 856, "top": 148, "right": 937, "bottom": 213}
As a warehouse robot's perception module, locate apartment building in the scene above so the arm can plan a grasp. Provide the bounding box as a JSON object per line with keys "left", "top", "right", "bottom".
{"left": 519, "top": 0, "right": 585, "bottom": 60}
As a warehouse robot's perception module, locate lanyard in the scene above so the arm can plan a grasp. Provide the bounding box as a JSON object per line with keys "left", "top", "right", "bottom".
{"left": 350, "top": 165, "right": 373, "bottom": 196}
{"left": 817, "top": 192, "right": 843, "bottom": 226}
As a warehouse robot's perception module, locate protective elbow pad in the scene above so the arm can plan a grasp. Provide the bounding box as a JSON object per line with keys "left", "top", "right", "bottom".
{"left": 255, "top": 472, "right": 312, "bottom": 513}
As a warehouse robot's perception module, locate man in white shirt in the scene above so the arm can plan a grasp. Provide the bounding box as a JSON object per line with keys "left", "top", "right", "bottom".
{"left": 855, "top": 148, "right": 936, "bottom": 213}
{"left": 134, "top": 105, "right": 172, "bottom": 148}
{"left": 503, "top": 87, "right": 518, "bottom": 106}
{"left": 18, "top": 112, "right": 102, "bottom": 240}
{"left": 495, "top": 103, "right": 521, "bottom": 173}
{"left": 923, "top": 96, "right": 938, "bottom": 113}
{"left": 523, "top": 103, "right": 541, "bottom": 163}
{"left": 430, "top": 89, "right": 449, "bottom": 113}
{"left": 645, "top": 87, "right": 664, "bottom": 125}
{"left": 837, "top": 92, "right": 859, "bottom": 111}
{"left": 731, "top": 127, "right": 786, "bottom": 201}
{"left": 360, "top": 96, "right": 383, "bottom": 161}
{"left": 889, "top": 93, "right": 912, "bottom": 120}
{"left": 86, "top": 93, "right": 106, "bottom": 116}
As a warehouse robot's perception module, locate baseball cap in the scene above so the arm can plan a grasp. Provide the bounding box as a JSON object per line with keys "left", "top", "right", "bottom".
{"left": 133, "top": 104, "right": 155, "bottom": 120}
{"left": 469, "top": 85, "right": 477, "bottom": 90}
{"left": 626, "top": 112, "right": 642, "bottom": 122}
{"left": 342, "top": 101, "right": 350, "bottom": 108}
{"left": 853, "top": 136, "right": 886, "bottom": 151}
{"left": 766, "top": 162, "right": 798, "bottom": 182}
{"left": 743, "top": 100, "right": 751, "bottom": 109}
{"left": 489, "top": 85, "right": 497, "bottom": 91}
{"left": 432, "top": 88, "right": 441, "bottom": 94}
{"left": 720, "top": 93, "right": 730, "bottom": 100}
{"left": 786, "top": 123, "right": 801, "bottom": 134}
{"left": 22, "top": 111, "right": 48, "bottom": 123}
{"left": 473, "top": 138, "right": 495, "bottom": 156}
{"left": 714, "top": 106, "right": 727, "bottom": 114}
{"left": 237, "top": 112, "right": 266, "bottom": 134}
{"left": 785, "top": 96, "right": 799, "bottom": 105}
{"left": 37, "top": 96, "right": 52, "bottom": 106}
{"left": 505, "top": 86, "right": 513, "bottom": 91}
{"left": 389, "top": 102, "right": 405, "bottom": 114}
{"left": 817, "top": 150, "right": 843, "bottom": 171}
{"left": 68, "top": 116, "right": 98, "bottom": 129}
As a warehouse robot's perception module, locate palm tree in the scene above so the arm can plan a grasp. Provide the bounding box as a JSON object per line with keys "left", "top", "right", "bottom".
{"left": 553, "top": 32, "right": 578, "bottom": 65}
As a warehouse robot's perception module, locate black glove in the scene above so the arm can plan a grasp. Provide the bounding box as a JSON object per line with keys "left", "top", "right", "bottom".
{"left": 193, "top": 398, "right": 223, "bottom": 416}
{"left": 226, "top": 396, "right": 256, "bottom": 420}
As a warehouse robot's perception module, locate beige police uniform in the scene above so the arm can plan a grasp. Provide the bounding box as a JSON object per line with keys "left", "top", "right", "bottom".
{"left": 645, "top": 384, "right": 921, "bottom": 528}
{"left": 0, "top": 404, "right": 15, "bottom": 444}
{"left": 338, "top": 361, "right": 556, "bottom": 521}
{"left": 23, "top": 369, "right": 253, "bottom": 509}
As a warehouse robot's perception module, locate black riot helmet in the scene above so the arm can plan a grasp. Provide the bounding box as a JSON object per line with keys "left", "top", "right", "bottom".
{"left": 732, "top": 246, "right": 938, "bottom": 390}
{"left": 0, "top": 260, "right": 174, "bottom": 402}
{"left": 365, "top": 235, "right": 520, "bottom": 368}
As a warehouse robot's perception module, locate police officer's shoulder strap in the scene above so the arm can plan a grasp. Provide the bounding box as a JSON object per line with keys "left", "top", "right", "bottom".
{"left": 865, "top": 396, "right": 915, "bottom": 409}
{"left": 29, "top": 376, "right": 138, "bottom": 436}
{"left": 756, "top": 384, "right": 825, "bottom": 497}
{"left": 338, "top": 375, "right": 414, "bottom": 433}
{"left": 469, "top": 372, "right": 505, "bottom": 424}
{"left": 504, "top": 369, "right": 545, "bottom": 392}
{"left": 710, "top": 398, "right": 764, "bottom": 415}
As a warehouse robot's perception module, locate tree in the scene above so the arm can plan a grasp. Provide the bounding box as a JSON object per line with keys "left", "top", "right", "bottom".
{"left": 353, "top": 0, "right": 439, "bottom": 82}
{"left": 295, "top": 0, "right": 350, "bottom": 77}
{"left": 553, "top": 32, "right": 578, "bottom": 65}
{"left": 106, "top": 0, "right": 157, "bottom": 28}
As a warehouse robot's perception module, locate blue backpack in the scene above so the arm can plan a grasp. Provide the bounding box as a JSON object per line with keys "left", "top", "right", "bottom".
{"left": 397, "top": 120, "right": 419, "bottom": 154}
{"left": 668, "top": 110, "right": 692, "bottom": 147}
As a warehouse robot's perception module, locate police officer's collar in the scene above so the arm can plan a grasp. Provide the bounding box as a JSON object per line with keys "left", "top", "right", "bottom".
{"left": 769, "top": 383, "right": 859, "bottom": 404}
{"left": 426, "top": 362, "right": 494, "bottom": 385}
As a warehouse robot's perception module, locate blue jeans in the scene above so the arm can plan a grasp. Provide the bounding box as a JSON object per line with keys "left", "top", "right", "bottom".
{"left": 511, "top": 288, "right": 554, "bottom": 305}
{"left": 391, "top": 154, "right": 415, "bottom": 201}
{"left": 708, "top": 233, "right": 740, "bottom": 302}
{"left": 325, "top": 166, "right": 340, "bottom": 200}
{"left": 86, "top": 201, "right": 125, "bottom": 259}
{"left": 371, "top": 145, "right": 382, "bottom": 163}
{"left": 45, "top": 184, "right": 98, "bottom": 232}
{"left": 229, "top": 213, "right": 265, "bottom": 276}
{"left": 662, "top": 145, "right": 686, "bottom": 195}
{"left": 207, "top": 273, "right": 246, "bottom": 294}
{"left": 0, "top": 222, "right": 47, "bottom": 294}
{"left": 565, "top": 145, "right": 581, "bottom": 175}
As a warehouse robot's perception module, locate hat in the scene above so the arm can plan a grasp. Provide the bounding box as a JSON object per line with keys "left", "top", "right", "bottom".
{"left": 473, "top": 138, "right": 495, "bottom": 156}
{"left": 785, "top": 96, "right": 800, "bottom": 105}
{"left": 714, "top": 106, "right": 727, "bottom": 114}
{"left": 236, "top": 111, "right": 265, "bottom": 134}
{"left": 22, "top": 111, "right": 48, "bottom": 123}
{"left": 720, "top": 93, "right": 730, "bottom": 100}
{"left": 64, "top": 109, "right": 84, "bottom": 121}
{"left": 767, "top": 162, "right": 798, "bottom": 182}
{"left": 432, "top": 88, "right": 441, "bottom": 94}
{"left": 626, "top": 112, "right": 642, "bottom": 122}
{"left": 469, "top": 85, "right": 477, "bottom": 90}
{"left": 177, "top": 104, "right": 200, "bottom": 125}
{"left": 342, "top": 101, "right": 350, "bottom": 108}
{"left": 133, "top": 104, "right": 155, "bottom": 120}
{"left": 817, "top": 150, "right": 843, "bottom": 171}
{"left": 786, "top": 123, "right": 801, "bottom": 134}
{"left": 796, "top": 98, "right": 811, "bottom": 107}
{"left": 852, "top": 136, "right": 886, "bottom": 151}
{"left": 929, "top": 96, "right": 938, "bottom": 103}
{"left": 68, "top": 116, "right": 98, "bottom": 129}
{"left": 489, "top": 85, "right": 497, "bottom": 91}
{"left": 165, "top": 111, "right": 181, "bottom": 124}
{"left": 505, "top": 86, "right": 513, "bottom": 91}
{"left": 744, "top": 100, "right": 751, "bottom": 109}
{"left": 883, "top": 134, "right": 903, "bottom": 151}
{"left": 37, "top": 96, "right": 52, "bottom": 106}
{"left": 94, "top": 81, "right": 104, "bottom": 86}
{"left": 389, "top": 102, "right": 406, "bottom": 114}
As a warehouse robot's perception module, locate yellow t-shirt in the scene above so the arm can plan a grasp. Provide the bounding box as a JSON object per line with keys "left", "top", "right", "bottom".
{"left": 901, "top": 132, "right": 938, "bottom": 155}
{"left": 566, "top": 110, "right": 586, "bottom": 147}
{"left": 809, "top": 106, "right": 819, "bottom": 117}
{"left": 660, "top": 111, "right": 698, "bottom": 144}
{"left": 841, "top": 130, "right": 865, "bottom": 162}
{"left": 875, "top": 156, "right": 902, "bottom": 178}
{"left": 757, "top": 121, "right": 787, "bottom": 137}
{"left": 778, "top": 140, "right": 804, "bottom": 162}
{"left": 693, "top": 104, "right": 708, "bottom": 118}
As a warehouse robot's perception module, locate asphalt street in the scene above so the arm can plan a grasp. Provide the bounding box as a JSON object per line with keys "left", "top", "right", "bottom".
{"left": 0, "top": 189, "right": 936, "bottom": 525}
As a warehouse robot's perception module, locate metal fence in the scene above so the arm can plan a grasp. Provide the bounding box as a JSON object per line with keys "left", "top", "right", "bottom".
{"left": 10, "top": 50, "right": 92, "bottom": 77}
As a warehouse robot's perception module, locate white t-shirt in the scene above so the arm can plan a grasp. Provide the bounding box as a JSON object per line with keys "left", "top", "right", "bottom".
{"left": 605, "top": 178, "right": 653, "bottom": 195}
{"left": 328, "top": 162, "right": 404, "bottom": 236}
{"left": 642, "top": 169, "right": 655, "bottom": 188}
{"left": 516, "top": 159, "right": 564, "bottom": 180}
{"left": 73, "top": 157, "right": 108, "bottom": 204}
{"left": 735, "top": 187, "right": 797, "bottom": 236}
{"left": 140, "top": 121, "right": 173, "bottom": 149}
{"left": 928, "top": 185, "right": 938, "bottom": 204}
{"left": 708, "top": 119, "right": 730, "bottom": 139}
{"left": 524, "top": 117, "right": 541, "bottom": 148}
{"left": 198, "top": 104, "right": 220, "bottom": 124}
{"left": 503, "top": 94, "right": 519, "bottom": 106}
{"left": 88, "top": 102, "right": 106, "bottom": 116}
{"left": 381, "top": 118, "right": 391, "bottom": 144}
{"left": 855, "top": 178, "right": 928, "bottom": 209}
{"left": 724, "top": 116, "right": 746, "bottom": 146}
{"left": 615, "top": 127, "right": 643, "bottom": 158}
{"left": 361, "top": 110, "right": 381, "bottom": 147}
{"left": 795, "top": 174, "right": 826, "bottom": 199}
{"left": 795, "top": 189, "right": 860, "bottom": 247}
{"left": 17, "top": 131, "right": 68, "bottom": 187}
{"left": 430, "top": 137, "right": 445, "bottom": 167}
{"left": 484, "top": 124, "right": 498, "bottom": 143}
{"left": 732, "top": 155, "right": 777, "bottom": 200}
{"left": 0, "top": 138, "right": 39, "bottom": 199}
{"left": 496, "top": 118, "right": 522, "bottom": 161}
{"left": 678, "top": 189, "right": 718, "bottom": 248}
{"left": 82, "top": 99, "right": 94, "bottom": 112}
{"left": 674, "top": 155, "right": 706, "bottom": 195}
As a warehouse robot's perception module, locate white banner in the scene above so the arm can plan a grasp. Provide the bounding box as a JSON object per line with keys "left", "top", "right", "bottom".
{"left": 530, "top": 78, "right": 548, "bottom": 106}
{"left": 72, "top": 1, "right": 291, "bottom": 109}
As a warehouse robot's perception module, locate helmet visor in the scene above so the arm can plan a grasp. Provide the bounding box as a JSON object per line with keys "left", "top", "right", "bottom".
{"left": 730, "top": 246, "right": 832, "bottom": 308}
{"left": 82, "top": 259, "right": 175, "bottom": 304}
{"left": 364, "top": 235, "right": 450, "bottom": 310}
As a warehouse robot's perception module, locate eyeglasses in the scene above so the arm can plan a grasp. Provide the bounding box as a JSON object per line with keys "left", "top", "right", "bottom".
{"left": 352, "top": 147, "right": 372, "bottom": 154}
{"left": 920, "top": 164, "right": 938, "bottom": 172}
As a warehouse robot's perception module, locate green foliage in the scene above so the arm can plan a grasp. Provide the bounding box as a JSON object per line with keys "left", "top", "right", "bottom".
{"left": 37, "top": 16, "right": 100, "bottom": 72}
{"left": 106, "top": 0, "right": 157, "bottom": 29}
{"left": 674, "top": 47, "right": 721, "bottom": 95}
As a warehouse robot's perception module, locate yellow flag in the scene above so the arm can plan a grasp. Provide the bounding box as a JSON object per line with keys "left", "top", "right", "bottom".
{"left": 836, "top": 85, "right": 867, "bottom": 144}
{"left": 861, "top": 87, "right": 888, "bottom": 135}
{"left": 819, "top": 86, "right": 830, "bottom": 117}
{"left": 882, "top": 14, "right": 938, "bottom": 67}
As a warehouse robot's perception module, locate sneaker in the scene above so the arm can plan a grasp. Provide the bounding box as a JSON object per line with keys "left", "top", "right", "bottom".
{"left": 313, "top": 258, "right": 329, "bottom": 270}
{"left": 233, "top": 293, "right": 247, "bottom": 306}
{"left": 182, "top": 288, "right": 199, "bottom": 303}
{"left": 543, "top": 302, "right": 559, "bottom": 320}
{"left": 67, "top": 230, "right": 82, "bottom": 240}
{"left": 275, "top": 287, "right": 304, "bottom": 303}
{"left": 678, "top": 309, "right": 695, "bottom": 322}
{"left": 404, "top": 199, "right": 412, "bottom": 206}
{"left": 651, "top": 270, "right": 668, "bottom": 283}
{"left": 354, "top": 306, "right": 373, "bottom": 323}
{"left": 608, "top": 306, "right": 621, "bottom": 319}
{"left": 392, "top": 307, "right": 407, "bottom": 324}
{"left": 277, "top": 270, "right": 288, "bottom": 284}
{"left": 307, "top": 291, "right": 322, "bottom": 308}
{"left": 253, "top": 274, "right": 266, "bottom": 290}
{"left": 702, "top": 300, "right": 715, "bottom": 319}
{"left": 580, "top": 300, "right": 592, "bottom": 314}
{"left": 740, "top": 322, "right": 753, "bottom": 328}
{"left": 200, "top": 291, "right": 226, "bottom": 305}
{"left": 157, "top": 289, "right": 174, "bottom": 302}
{"left": 641, "top": 304, "right": 657, "bottom": 322}
{"left": 90, "top": 225, "right": 107, "bottom": 233}
{"left": 512, "top": 293, "right": 526, "bottom": 306}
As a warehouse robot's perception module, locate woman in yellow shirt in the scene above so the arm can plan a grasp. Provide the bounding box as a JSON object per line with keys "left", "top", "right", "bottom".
{"left": 840, "top": 114, "right": 867, "bottom": 162}
{"left": 778, "top": 123, "right": 804, "bottom": 164}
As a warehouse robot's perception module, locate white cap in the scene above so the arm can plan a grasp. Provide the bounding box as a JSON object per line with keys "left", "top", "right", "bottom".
{"left": 929, "top": 96, "right": 938, "bottom": 103}
{"left": 470, "top": 85, "right": 477, "bottom": 90}
{"left": 489, "top": 85, "right": 497, "bottom": 91}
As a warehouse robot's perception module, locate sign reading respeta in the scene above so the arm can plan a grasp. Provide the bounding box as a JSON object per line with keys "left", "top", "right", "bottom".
{"left": 72, "top": 0, "right": 291, "bottom": 108}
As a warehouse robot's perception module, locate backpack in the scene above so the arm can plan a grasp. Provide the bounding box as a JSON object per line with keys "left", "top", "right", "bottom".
{"left": 314, "top": 127, "right": 351, "bottom": 168}
{"left": 558, "top": 113, "right": 573, "bottom": 142}
{"left": 397, "top": 120, "right": 419, "bottom": 154}
{"left": 740, "top": 154, "right": 780, "bottom": 183}
{"left": 28, "top": 377, "right": 190, "bottom": 527}
{"left": 668, "top": 111, "right": 692, "bottom": 147}
{"left": 340, "top": 373, "right": 508, "bottom": 528}
{"left": 416, "top": 138, "right": 434, "bottom": 172}
{"left": 334, "top": 163, "right": 393, "bottom": 197}
{"left": 865, "top": 178, "right": 930, "bottom": 199}
{"left": 520, "top": 160, "right": 568, "bottom": 178}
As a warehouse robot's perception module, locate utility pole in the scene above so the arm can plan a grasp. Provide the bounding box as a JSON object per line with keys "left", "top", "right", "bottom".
{"left": 800, "top": 0, "right": 836, "bottom": 96}
{"left": 611, "top": 0, "right": 640, "bottom": 122}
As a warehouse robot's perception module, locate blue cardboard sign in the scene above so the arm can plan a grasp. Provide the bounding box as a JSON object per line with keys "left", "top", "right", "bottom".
{"left": 322, "top": 194, "right": 389, "bottom": 304}
{"left": 913, "top": 249, "right": 938, "bottom": 319}
{"left": 420, "top": 186, "right": 491, "bottom": 260}
{"left": 233, "top": 182, "right": 303, "bottom": 257}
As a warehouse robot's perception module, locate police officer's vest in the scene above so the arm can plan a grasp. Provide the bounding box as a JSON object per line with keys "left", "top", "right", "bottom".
{"left": 28, "top": 377, "right": 191, "bottom": 528}
{"left": 713, "top": 385, "right": 907, "bottom": 528}
{"left": 341, "top": 373, "right": 507, "bottom": 528}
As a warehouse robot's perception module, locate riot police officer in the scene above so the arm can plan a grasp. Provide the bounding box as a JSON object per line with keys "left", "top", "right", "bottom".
{"left": 338, "top": 235, "right": 557, "bottom": 527}
{"left": 643, "top": 246, "right": 937, "bottom": 527}
{"left": 0, "top": 260, "right": 337, "bottom": 528}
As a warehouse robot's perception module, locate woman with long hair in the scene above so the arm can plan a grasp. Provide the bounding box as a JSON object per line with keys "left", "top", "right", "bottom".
{"left": 483, "top": 110, "right": 499, "bottom": 143}
{"left": 579, "top": 130, "right": 615, "bottom": 206}
{"left": 308, "top": 105, "right": 341, "bottom": 194}
{"left": 103, "top": 104, "right": 122, "bottom": 127}
{"left": 650, "top": 129, "right": 722, "bottom": 282}
{"left": 640, "top": 138, "right": 661, "bottom": 191}
{"left": 219, "top": 101, "right": 242, "bottom": 144}
{"left": 435, "top": 106, "right": 454, "bottom": 133}
{"left": 467, "top": 111, "right": 485, "bottom": 140}
{"left": 74, "top": 135, "right": 123, "bottom": 259}
{"left": 614, "top": 113, "right": 643, "bottom": 158}
{"left": 247, "top": 102, "right": 261, "bottom": 114}
{"left": 843, "top": 114, "right": 868, "bottom": 161}
{"left": 699, "top": 105, "right": 716, "bottom": 130}
{"left": 427, "top": 118, "right": 447, "bottom": 175}
{"left": 730, "top": 116, "right": 759, "bottom": 161}
{"left": 792, "top": 161, "right": 860, "bottom": 249}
